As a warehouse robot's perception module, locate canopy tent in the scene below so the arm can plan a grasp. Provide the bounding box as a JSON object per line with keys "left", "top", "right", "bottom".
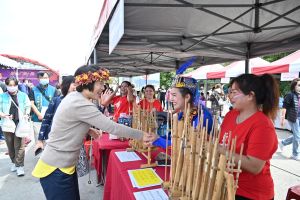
{"left": 92, "top": 0, "right": 300, "bottom": 77}
{"left": 182, "top": 64, "right": 224, "bottom": 79}
{"left": 1, "top": 1, "right": 300, "bottom": 76}
{"left": 207, "top": 57, "right": 270, "bottom": 79}
{"left": 0, "top": 55, "right": 20, "bottom": 69}
{"left": 0, "top": 54, "right": 59, "bottom": 85}
{"left": 252, "top": 50, "right": 300, "bottom": 75}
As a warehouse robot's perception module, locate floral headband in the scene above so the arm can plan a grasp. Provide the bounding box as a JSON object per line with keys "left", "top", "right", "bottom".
{"left": 75, "top": 68, "right": 110, "bottom": 85}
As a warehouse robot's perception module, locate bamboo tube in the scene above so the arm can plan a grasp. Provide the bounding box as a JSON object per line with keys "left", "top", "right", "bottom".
{"left": 164, "top": 110, "right": 170, "bottom": 182}
{"left": 171, "top": 113, "right": 178, "bottom": 187}
{"left": 179, "top": 104, "right": 191, "bottom": 193}
{"left": 198, "top": 128, "right": 214, "bottom": 199}
{"left": 186, "top": 125, "right": 197, "bottom": 198}
{"left": 234, "top": 143, "right": 244, "bottom": 191}
{"left": 224, "top": 172, "right": 235, "bottom": 200}
{"left": 206, "top": 133, "right": 220, "bottom": 200}
{"left": 211, "top": 154, "right": 227, "bottom": 200}
{"left": 172, "top": 100, "right": 188, "bottom": 193}
{"left": 192, "top": 126, "right": 206, "bottom": 200}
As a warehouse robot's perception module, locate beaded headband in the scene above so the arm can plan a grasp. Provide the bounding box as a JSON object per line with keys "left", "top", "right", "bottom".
{"left": 75, "top": 68, "right": 110, "bottom": 85}
{"left": 172, "top": 75, "right": 197, "bottom": 96}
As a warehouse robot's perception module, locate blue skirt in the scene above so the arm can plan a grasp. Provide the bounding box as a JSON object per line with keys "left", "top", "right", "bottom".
{"left": 40, "top": 168, "right": 80, "bottom": 200}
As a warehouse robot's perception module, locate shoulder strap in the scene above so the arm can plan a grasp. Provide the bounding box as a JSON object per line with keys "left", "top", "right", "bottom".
{"left": 36, "top": 86, "right": 51, "bottom": 102}
{"left": 10, "top": 97, "right": 20, "bottom": 110}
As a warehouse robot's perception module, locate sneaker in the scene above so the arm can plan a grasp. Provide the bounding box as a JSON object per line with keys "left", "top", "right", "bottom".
{"left": 278, "top": 140, "right": 284, "bottom": 152}
{"left": 16, "top": 166, "right": 25, "bottom": 176}
{"left": 291, "top": 155, "right": 300, "bottom": 161}
{"left": 10, "top": 164, "right": 17, "bottom": 172}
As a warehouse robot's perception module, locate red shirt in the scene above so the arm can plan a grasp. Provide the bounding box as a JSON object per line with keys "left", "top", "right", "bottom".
{"left": 138, "top": 99, "right": 163, "bottom": 112}
{"left": 112, "top": 96, "right": 134, "bottom": 122}
{"left": 220, "top": 109, "right": 278, "bottom": 200}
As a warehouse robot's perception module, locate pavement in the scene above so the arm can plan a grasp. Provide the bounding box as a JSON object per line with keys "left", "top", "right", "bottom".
{"left": 0, "top": 135, "right": 103, "bottom": 200}
{"left": 0, "top": 129, "right": 299, "bottom": 200}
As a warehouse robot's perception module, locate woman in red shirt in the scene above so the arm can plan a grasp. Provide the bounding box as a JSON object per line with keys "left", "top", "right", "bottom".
{"left": 139, "top": 85, "right": 163, "bottom": 112}
{"left": 219, "top": 74, "right": 279, "bottom": 200}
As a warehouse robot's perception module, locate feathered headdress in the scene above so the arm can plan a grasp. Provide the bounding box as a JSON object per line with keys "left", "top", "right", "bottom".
{"left": 172, "top": 57, "right": 199, "bottom": 106}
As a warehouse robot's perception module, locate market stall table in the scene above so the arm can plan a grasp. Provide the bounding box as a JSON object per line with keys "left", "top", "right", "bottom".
{"left": 286, "top": 185, "right": 300, "bottom": 200}
{"left": 103, "top": 149, "right": 170, "bottom": 200}
{"left": 92, "top": 133, "right": 129, "bottom": 184}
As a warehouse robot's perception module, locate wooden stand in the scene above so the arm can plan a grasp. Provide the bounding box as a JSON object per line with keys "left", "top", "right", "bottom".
{"left": 127, "top": 104, "right": 157, "bottom": 168}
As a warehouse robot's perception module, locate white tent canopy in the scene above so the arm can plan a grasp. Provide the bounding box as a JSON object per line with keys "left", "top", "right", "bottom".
{"left": 207, "top": 57, "right": 270, "bottom": 79}
{"left": 183, "top": 64, "right": 224, "bottom": 79}
{"left": 252, "top": 50, "right": 300, "bottom": 74}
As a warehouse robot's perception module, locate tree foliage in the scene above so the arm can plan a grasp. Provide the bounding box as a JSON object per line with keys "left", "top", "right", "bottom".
{"left": 160, "top": 71, "right": 175, "bottom": 89}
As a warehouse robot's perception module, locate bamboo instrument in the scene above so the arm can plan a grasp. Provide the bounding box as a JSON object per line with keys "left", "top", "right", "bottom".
{"left": 198, "top": 130, "right": 213, "bottom": 199}
{"left": 179, "top": 103, "right": 191, "bottom": 193}
{"left": 224, "top": 171, "right": 235, "bottom": 200}
{"left": 211, "top": 154, "right": 227, "bottom": 200}
{"left": 206, "top": 130, "right": 220, "bottom": 200}
{"left": 164, "top": 109, "right": 170, "bottom": 182}
{"left": 234, "top": 143, "right": 244, "bottom": 192}
{"left": 171, "top": 100, "right": 188, "bottom": 195}
{"left": 186, "top": 124, "right": 197, "bottom": 198}
{"left": 192, "top": 124, "right": 206, "bottom": 200}
{"left": 171, "top": 113, "right": 178, "bottom": 188}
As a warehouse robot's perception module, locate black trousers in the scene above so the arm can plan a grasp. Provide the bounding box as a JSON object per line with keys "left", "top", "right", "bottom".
{"left": 40, "top": 169, "right": 80, "bottom": 200}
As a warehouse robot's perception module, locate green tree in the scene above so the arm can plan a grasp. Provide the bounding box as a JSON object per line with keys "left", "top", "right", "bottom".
{"left": 263, "top": 52, "right": 291, "bottom": 62}
{"left": 160, "top": 71, "right": 175, "bottom": 89}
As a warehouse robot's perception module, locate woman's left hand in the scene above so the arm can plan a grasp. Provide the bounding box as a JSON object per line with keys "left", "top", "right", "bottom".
{"left": 88, "top": 128, "right": 102, "bottom": 139}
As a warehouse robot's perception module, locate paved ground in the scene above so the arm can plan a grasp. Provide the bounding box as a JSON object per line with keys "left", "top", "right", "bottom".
{"left": 0, "top": 129, "right": 299, "bottom": 200}
{"left": 0, "top": 136, "right": 103, "bottom": 200}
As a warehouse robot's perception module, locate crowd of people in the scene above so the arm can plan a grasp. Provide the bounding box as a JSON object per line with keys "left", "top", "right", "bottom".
{"left": 0, "top": 64, "right": 299, "bottom": 200}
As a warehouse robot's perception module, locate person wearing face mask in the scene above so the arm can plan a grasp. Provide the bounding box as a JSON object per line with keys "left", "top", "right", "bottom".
{"left": 32, "top": 66, "right": 154, "bottom": 200}
{"left": 0, "top": 76, "right": 31, "bottom": 176}
{"left": 29, "top": 71, "right": 59, "bottom": 143}
{"left": 279, "top": 78, "right": 300, "bottom": 161}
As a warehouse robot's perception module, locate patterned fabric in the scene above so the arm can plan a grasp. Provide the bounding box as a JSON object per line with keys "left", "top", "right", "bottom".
{"left": 172, "top": 76, "right": 197, "bottom": 96}
{"left": 76, "top": 144, "right": 89, "bottom": 177}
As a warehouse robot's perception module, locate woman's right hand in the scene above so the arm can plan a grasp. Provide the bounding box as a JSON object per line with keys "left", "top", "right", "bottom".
{"left": 142, "top": 132, "right": 158, "bottom": 147}
{"left": 35, "top": 140, "right": 44, "bottom": 150}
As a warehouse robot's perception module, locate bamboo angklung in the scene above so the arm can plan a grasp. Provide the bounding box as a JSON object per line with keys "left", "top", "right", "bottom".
{"left": 168, "top": 107, "right": 243, "bottom": 200}
{"left": 128, "top": 102, "right": 157, "bottom": 168}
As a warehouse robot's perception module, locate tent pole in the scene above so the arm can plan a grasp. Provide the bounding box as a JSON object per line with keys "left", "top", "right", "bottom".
{"left": 145, "top": 74, "right": 148, "bottom": 85}
{"left": 93, "top": 48, "right": 97, "bottom": 64}
{"left": 245, "top": 43, "right": 251, "bottom": 74}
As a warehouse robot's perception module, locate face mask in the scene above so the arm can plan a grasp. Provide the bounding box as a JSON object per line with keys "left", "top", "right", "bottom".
{"left": 7, "top": 86, "right": 18, "bottom": 93}
{"left": 40, "top": 79, "right": 49, "bottom": 86}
